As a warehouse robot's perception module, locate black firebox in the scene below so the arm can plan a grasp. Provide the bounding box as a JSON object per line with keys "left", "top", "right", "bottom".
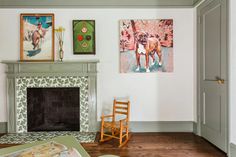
{"left": 27, "top": 87, "right": 80, "bottom": 132}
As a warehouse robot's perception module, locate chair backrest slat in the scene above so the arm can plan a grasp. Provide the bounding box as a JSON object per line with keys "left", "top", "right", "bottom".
{"left": 115, "top": 106, "right": 128, "bottom": 110}
{"left": 115, "top": 101, "right": 129, "bottom": 105}
{"left": 113, "top": 99, "right": 130, "bottom": 121}
{"left": 115, "top": 111, "right": 128, "bottom": 115}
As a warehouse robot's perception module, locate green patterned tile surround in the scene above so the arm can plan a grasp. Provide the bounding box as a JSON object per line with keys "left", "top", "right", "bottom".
{"left": 2, "top": 60, "right": 99, "bottom": 133}
{"left": 16, "top": 76, "right": 89, "bottom": 133}
{"left": 0, "top": 132, "right": 96, "bottom": 144}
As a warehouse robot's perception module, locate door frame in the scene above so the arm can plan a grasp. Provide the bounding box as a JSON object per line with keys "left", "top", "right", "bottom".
{"left": 196, "top": 0, "right": 229, "bottom": 153}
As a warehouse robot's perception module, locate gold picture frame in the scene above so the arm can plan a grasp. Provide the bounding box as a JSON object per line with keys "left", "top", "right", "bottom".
{"left": 20, "top": 13, "right": 54, "bottom": 61}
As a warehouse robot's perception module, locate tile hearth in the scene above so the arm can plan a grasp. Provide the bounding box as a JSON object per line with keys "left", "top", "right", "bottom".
{"left": 0, "top": 132, "right": 96, "bottom": 144}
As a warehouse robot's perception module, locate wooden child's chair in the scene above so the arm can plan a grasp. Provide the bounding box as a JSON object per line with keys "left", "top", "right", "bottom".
{"left": 100, "top": 99, "right": 130, "bottom": 147}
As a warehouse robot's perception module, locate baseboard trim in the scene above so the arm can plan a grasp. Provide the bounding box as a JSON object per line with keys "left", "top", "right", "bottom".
{"left": 129, "top": 121, "right": 194, "bottom": 132}
{"left": 0, "top": 122, "right": 7, "bottom": 133}
{"left": 96, "top": 121, "right": 194, "bottom": 132}
{"left": 230, "top": 143, "right": 236, "bottom": 157}
{"left": 2, "top": 121, "right": 194, "bottom": 133}
{"left": 193, "top": 122, "right": 198, "bottom": 134}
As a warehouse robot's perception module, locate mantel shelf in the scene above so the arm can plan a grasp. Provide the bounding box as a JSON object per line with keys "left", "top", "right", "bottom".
{"left": 1, "top": 59, "right": 100, "bottom": 64}
{"left": 2, "top": 59, "right": 99, "bottom": 76}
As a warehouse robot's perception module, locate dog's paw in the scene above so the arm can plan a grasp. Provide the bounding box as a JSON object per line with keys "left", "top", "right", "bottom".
{"left": 135, "top": 66, "right": 140, "bottom": 72}
{"left": 151, "top": 61, "right": 155, "bottom": 66}
{"left": 146, "top": 68, "right": 150, "bottom": 72}
{"left": 158, "top": 62, "right": 162, "bottom": 66}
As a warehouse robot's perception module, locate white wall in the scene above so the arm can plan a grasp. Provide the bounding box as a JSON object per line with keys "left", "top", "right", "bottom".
{"left": 0, "top": 8, "right": 195, "bottom": 122}
{"left": 229, "top": 0, "right": 236, "bottom": 144}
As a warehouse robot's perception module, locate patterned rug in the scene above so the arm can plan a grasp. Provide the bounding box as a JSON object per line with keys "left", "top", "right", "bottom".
{"left": 0, "top": 132, "right": 97, "bottom": 144}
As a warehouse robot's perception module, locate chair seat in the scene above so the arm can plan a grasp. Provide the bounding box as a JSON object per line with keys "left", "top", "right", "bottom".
{"left": 103, "top": 121, "right": 128, "bottom": 129}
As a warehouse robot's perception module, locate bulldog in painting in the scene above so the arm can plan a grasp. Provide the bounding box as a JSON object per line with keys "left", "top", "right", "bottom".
{"left": 135, "top": 31, "right": 162, "bottom": 72}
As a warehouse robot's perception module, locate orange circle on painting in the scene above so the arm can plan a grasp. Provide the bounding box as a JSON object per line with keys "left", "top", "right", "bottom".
{"left": 77, "top": 35, "right": 83, "bottom": 41}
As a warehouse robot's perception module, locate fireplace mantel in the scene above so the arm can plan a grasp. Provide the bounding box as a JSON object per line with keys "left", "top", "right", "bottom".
{"left": 2, "top": 60, "right": 99, "bottom": 133}
{"left": 2, "top": 60, "right": 99, "bottom": 77}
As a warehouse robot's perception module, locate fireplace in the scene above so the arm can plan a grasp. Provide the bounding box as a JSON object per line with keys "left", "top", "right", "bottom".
{"left": 3, "top": 61, "right": 98, "bottom": 133}
{"left": 13, "top": 76, "right": 90, "bottom": 133}
{"left": 27, "top": 87, "right": 80, "bottom": 132}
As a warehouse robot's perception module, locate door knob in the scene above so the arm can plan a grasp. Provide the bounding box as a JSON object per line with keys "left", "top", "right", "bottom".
{"left": 217, "top": 79, "right": 224, "bottom": 84}
{"left": 215, "top": 76, "right": 224, "bottom": 84}
{"left": 217, "top": 78, "right": 224, "bottom": 84}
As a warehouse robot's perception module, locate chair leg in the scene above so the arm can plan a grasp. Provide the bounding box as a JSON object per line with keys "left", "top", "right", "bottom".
{"left": 119, "top": 132, "right": 131, "bottom": 148}
{"left": 112, "top": 128, "right": 114, "bottom": 136}
{"left": 100, "top": 120, "right": 104, "bottom": 142}
{"left": 119, "top": 124, "right": 123, "bottom": 146}
{"left": 119, "top": 127, "right": 131, "bottom": 148}
{"left": 126, "top": 127, "right": 129, "bottom": 140}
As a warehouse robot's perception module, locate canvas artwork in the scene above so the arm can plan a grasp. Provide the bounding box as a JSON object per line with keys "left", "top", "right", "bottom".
{"left": 3, "top": 141, "right": 82, "bottom": 157}
{"left": 20, "top": 14, "right": 54, "bottom": 61}
{"left": 0, "top": 136, "right": 90, "bottom": 157}
{"left": 120, "top": 19, "right": 173, "bottom": 73}
{"left": 73, "top": 20, "right": 95, "bottom": 55}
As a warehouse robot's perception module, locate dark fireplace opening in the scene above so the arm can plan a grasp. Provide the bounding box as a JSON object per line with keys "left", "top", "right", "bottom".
{"left": 27, "top": 87, "right": 80, "bottom": 132}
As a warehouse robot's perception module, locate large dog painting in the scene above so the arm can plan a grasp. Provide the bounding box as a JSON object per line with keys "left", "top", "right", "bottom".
{"left": 120, "top": 19, "right": 173, "bottom": 73}
{"left": 20, "top": 14, "right": 54, "bottom": 61}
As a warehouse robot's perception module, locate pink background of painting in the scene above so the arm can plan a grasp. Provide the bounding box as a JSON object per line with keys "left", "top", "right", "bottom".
{"left": 120, "top": 19, "right": 173, "bottom": 52}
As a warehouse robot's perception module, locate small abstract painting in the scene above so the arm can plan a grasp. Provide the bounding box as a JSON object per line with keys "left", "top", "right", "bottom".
{"left": 73, "top": 20, "right": 95, "bottom": 55}
{"left": 20, "top": 14, "right": 54, "bottom": 61}
{"left": 120, "top": 19, "right": 173, "bottom": 73}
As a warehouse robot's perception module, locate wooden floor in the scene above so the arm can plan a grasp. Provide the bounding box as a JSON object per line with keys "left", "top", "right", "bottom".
{"left": 0, "top": 133, "right": 227, "bottom": 157}
{"left": 83, "top": 133, "right": 226, "bottom": 157}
